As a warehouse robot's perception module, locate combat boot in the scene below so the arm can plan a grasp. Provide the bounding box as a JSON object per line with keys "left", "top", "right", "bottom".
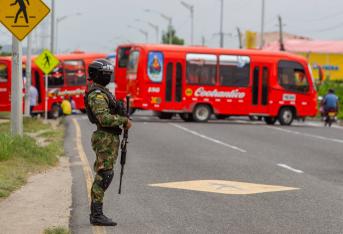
{"left": 90, "top": 202, "right": 117, "bottom": 226}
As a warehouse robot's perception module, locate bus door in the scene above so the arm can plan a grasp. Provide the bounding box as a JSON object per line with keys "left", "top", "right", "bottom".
{"left": 0, "top": 60, "right": 11, "bottom": 111}
{"left": 163, "top": 58, "right": 183, "bottom": 111}
{"left": 250, "top": 63, "right": 271, "bottom": 115}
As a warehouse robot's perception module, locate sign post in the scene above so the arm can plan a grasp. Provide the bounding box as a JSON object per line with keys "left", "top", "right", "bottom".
{"left": 24, "top": 34, "right": 32, "bottom": 117}
{"left": 34, "top": 49, "right": 59, "bottom": 120}
{"left": 10, "top": 36, "right": 23, "bottom": 136}
{"left": 0, "top": 0, "right": 51, "bottom": 135}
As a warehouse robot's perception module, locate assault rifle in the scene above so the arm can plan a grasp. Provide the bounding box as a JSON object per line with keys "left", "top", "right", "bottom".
{"left": 118, "top": 96, "right": 130, "bottom": 194}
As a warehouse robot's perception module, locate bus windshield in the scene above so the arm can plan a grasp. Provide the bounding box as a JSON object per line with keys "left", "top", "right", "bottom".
{"left": 127, "top": 51, "right": 140, "bottom": 80}
{"left": 64, "top": 60, "right": 86, "bottom": 86}
{"left": 118, "top": 47, "right": 131, "bottom": 68}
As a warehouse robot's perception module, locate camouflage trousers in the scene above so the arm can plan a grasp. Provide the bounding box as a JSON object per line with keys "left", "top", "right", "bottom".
{"left": 91, "top": 130, "right": 120, "bottom": 203}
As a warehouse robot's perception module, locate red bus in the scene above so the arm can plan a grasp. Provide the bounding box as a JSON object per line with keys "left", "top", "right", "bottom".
{"left": 115, "top": 44, "right": 318, "bottom": 125}
{"left": 0, "top": 52, "right": 107, "bottom": 117}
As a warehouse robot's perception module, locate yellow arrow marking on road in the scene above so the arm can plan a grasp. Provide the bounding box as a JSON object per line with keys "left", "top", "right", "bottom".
{"left": 150, "top": 180, "right": 299, "bottom": 195}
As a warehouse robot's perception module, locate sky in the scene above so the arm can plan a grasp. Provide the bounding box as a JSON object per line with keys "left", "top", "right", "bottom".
{"left": 1, "top": 0, "right": 343, "bottom": 53}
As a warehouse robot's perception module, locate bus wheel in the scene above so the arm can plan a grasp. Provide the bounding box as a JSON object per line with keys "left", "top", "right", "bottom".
{"left": 193, "top": 104, "right": 212, "bottom": 122}
{"left": 278, "top": 107, "right": 294, "bottom": 126}
{"left": 50, "top": 104, "right": 61, "bottom": 119}
{"left": 264, "top": 117, "right": 277, "bottom": 125}
{"left": 179, "top": 113, "right": 194, "bottom": 122}
{"left": 157, "top": 112, "right": 173, "bottom": 119}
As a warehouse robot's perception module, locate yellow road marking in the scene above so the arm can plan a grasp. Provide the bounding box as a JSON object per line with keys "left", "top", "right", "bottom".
{"left": 72, "top": 118, "right": 106, "bottom": 234}
{"left": 150, "top": 180, "right": 299, "bottom": 195}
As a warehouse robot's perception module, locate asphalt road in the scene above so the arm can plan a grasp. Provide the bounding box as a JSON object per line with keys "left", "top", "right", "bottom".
{"left": 65, "top": 112, "right": 343, "bottom": 234}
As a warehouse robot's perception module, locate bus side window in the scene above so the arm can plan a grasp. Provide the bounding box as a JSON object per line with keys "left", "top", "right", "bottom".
{"left": 0, "top": 63, "right": 8, "bottom": 83}
{"left": 186, "top": 54, "right": 216, "bottom": 86}
{"left": 219, "top": 55, "right": 250, "bottom": 87}
{"left": 278, "top": 61, "right": 309, "bottom": 93}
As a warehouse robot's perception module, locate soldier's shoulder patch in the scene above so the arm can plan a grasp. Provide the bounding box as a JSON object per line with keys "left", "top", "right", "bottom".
{"left": 96, "top": 94, "right": 105, "bottom": 100}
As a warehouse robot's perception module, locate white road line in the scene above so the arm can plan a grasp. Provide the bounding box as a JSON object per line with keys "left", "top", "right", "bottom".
{"left": 303, "top": 121, "right": 343, "bottom": 130}
{"left": 277, "top": 164, "right": 304, "bottom": 174}
{"left": 170, "top": 123, "right": 247, "bottom": 153}
{"left": 266, "top": 126, "right": 343, "bottom": 144}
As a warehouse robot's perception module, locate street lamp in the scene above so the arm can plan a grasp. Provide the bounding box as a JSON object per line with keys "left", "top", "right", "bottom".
{"left": 180, "top": 1, "right": 194, "bottom": 45}
{"left": 56, "top": 12, "right": 82, "bottom": 53}
{"left": 135, "top": 19, "right": 160, "bottom": 43}
{"left": 128, "top": 25, "right": 149, "bottom": 43}
{"left": 219, "top": 0, "right": 224, "bottom": 48}
{"left": 144, "top": 9, "right": 172, "bottom": 44}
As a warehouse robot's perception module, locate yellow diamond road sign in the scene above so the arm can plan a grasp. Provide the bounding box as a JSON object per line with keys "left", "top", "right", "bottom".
{"left": 0, "top": 0, "right": 50, "bottom": 41}
{"left": 150, "top": 180, "right": 299, "bottom": 195}
{"left": 35, "top": 49, "right": 59, "bottom": 74}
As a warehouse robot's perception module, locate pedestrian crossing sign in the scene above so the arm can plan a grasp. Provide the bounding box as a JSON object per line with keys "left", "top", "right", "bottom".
{"left": 34, "top": 49, "right": 59, "bottom": 74}
{"left": 0, "top": 0, "right": 50, "bottom": 41}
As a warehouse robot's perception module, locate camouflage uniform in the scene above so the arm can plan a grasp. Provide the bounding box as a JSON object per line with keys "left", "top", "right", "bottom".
{"left": 87, "top": 83, "right": 128, "bottom": 203}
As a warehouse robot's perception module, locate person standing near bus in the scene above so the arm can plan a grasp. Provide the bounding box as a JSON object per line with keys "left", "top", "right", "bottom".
{"left": 61, "top": 97, "right": 72, "bottom": 115}
{"left": 29, "top": 84, "right": 38, "bottom": 117}
{"left": 85, "top": 59, "right": 132, "bottom": 226}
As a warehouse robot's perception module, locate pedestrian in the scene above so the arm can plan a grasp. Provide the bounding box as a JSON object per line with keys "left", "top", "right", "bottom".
{"left": 69, "top": 96, "right": 77, "bottom": 114}
{"left": 61, "top": 96, "right": 72, "bottom": 115}
{"left": 29, "top": 84, "right": 38, "bottom": 117}
{"left": 85, "top": 59, "right": 132, "bottom": 226}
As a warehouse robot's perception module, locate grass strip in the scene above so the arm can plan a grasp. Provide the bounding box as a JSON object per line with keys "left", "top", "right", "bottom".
{"left": 0, "top": 117, "right": 64, "bottom": 198}
{"left": 44, "top": 227, "right": 70, "bottom": 234}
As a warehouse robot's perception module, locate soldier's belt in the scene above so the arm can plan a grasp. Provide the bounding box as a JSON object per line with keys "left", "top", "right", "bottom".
{"left": 96, "top": 126, "right": 122, "bottom": 135}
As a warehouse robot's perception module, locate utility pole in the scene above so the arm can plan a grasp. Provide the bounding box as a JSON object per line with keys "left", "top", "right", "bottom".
{"left": 135, "top": 19, "right": 159, "bottom": 43}
{"left": 278, "top": 15, "right": 285, "bottom": 51}
{"left": 148, "top": 23, "right": 160, "bottom": 43}
{"left": 237, "top": 27, "right": 243, "bottom": 49}
{"left": 260, "top": 0, "right": 265, "bottom": 49}
{"left": 11, "top": 37, "right": 23, "bottom": 136}
{"left": 219, "top": 0, "right": 224, "bottom": 47}
{"left": 181, "top": 1, "right": 194, "bottom": 45}
{"left": 139, "top": 29, "right": 149, "bottom": 43}
{"left": 24, "top": 34, "right": 32, "bottom": 116}
{"left": 50, "top": 0, "right": 56, "bottom": 53}
{"left": 144, "top": 9, "right": 172, "bottom": 44}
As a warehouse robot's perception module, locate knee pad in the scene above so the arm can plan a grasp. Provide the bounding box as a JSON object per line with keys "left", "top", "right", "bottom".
{"left": 98, "top": 170, "right": 114, "bottom": 190}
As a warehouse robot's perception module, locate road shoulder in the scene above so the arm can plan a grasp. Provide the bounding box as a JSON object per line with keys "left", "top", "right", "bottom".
{"left": 0, "top": 156, "right": 72, "bottom": 234}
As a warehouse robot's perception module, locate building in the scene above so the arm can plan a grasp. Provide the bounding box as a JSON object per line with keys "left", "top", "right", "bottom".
{"left": 263, "top": 39, "right": 343, "bottom": 81}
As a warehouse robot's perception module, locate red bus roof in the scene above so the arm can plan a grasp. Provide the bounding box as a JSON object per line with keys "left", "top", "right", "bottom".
{"left": 118, "top": 43, "right": 308, "bottom": 63}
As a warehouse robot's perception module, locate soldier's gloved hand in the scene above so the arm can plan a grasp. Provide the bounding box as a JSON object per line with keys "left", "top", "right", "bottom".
{"left": 124, "top": 119, "right": 132, "bottom": 130}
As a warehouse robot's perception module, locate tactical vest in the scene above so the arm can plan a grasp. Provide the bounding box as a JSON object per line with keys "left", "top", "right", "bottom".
{"left": 84, "top": 85, "right": 122, "bottom": 135}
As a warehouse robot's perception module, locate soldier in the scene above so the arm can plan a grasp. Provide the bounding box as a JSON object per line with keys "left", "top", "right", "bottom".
{"left": 85, "top": 59, "right": 132, "bottom": 226}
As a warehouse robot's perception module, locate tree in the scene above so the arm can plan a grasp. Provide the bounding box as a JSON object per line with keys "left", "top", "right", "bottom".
{"left": 162, "top": 26, "right": 185, "bottom": 45}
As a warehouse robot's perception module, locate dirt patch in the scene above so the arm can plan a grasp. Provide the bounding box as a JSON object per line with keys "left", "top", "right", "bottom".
{"left": 0, "top": 156, "right": 72, "bottom": 234}
{"left": 0, "top": 119, "right": 9, "bottom": 124}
